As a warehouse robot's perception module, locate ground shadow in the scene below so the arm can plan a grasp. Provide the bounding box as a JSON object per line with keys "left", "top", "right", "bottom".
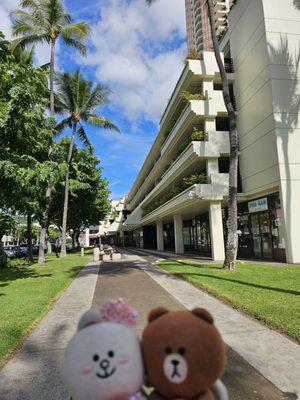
{"left": 0, "top": 266, "right": 53, "bottom": 284}
{"left": 172, "top": 270, "right": 299, "bottom": 296}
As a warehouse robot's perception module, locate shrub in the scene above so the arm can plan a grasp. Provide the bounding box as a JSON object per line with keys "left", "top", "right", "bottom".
{"left": 7, "top": 258, "right": 32, "bottom": 267}
{"left": 142, "top": 172, "right": 207, "bottom": 217}
{"left": 191, "top": 128, "right": 206, "bottom": 141}
{"left": 180, "top": 91, "right": 207, "bottom": 102}
{"left": 183, "top": 172, "right": 207, "bottom": 186}
{"left": 186, "top": 50, "right": 203, "bottom": 61}
{"left": 172, "top": 139, "right": 190, "bottom": 162}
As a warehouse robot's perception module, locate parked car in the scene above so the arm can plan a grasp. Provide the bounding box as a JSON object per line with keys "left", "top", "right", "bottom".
{"left": 33, "top": 244, "right": 39, "bottom": 255}
{"left": 19, "top": 244, "right": 28, "bottom": 257}
{"left": 4, "top": 246, "right": 22, "bottom": 259}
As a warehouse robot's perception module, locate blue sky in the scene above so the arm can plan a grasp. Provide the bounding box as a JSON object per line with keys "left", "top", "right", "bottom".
{"left": 0, "top": 0, "right": 187, "bottom": 199}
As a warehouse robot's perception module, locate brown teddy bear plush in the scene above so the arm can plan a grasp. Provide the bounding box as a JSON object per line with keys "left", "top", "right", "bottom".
{"left": 142, "top": 307, "right": 227, "bottom": 400}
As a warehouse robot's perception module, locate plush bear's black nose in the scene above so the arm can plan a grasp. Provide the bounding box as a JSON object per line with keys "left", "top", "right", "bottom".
{"left": 171, "top": 359, "right": 179, "bottom": 366}
{"left": 100, "top": 359, "right": 110, "bottom": 369}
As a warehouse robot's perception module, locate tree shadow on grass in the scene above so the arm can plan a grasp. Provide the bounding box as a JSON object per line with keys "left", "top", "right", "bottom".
{"left": 0, "top": 266, "right": 53, "bottom": 284}
{"left": 173, "top": 271, "right": 300, "bottom": 296}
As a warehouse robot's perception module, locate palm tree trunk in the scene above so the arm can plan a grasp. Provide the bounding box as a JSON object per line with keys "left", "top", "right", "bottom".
{"left": 60, "top": 121, "right": 77, "bottom": 257}
{"left": 38, "top": 39, "right": 56, "bottom": 264}
{"left": 206, "top": 0, "right": 238, "bottom": 270}
{"left": 26, "top": 212, "right": 33, "bottom": 263}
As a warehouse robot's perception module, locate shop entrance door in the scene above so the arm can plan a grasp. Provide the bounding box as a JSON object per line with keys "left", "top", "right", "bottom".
{"left": 251, "top": 212, "right": 273, "bottom": 259}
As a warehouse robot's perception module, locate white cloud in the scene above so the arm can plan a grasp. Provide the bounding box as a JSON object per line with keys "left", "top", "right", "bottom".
{"left": 84, "top": 0, "right": 187, "bottom": 122}
{"left": 0, "top": 0, "right": 19, "bottom": 39}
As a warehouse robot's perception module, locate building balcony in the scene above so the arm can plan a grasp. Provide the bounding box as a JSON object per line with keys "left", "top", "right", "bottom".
{"left": 160, "top": 52, "right": 225, "bottom": 129}
{"left": 140, "top": 174, "right": 229, "bottom": 225}
{"left": 161, "top": 96, "right": 227, "bottom": 157}
{"left": 136, "top": 133, "right": 228, "bottom": 210}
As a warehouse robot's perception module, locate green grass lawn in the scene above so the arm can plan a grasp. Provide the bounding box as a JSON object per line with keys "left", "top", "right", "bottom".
{"left": 157, "top": 260, "right": 300, "bottom": 342}
{"left": 0, "top": 251, "right": 91, "bottom": 367}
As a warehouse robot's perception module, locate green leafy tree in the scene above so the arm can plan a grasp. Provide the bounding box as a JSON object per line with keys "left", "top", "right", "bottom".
{"left": 11, "top": 0, "right": 90, "bottom": 264}
{"left": 0, "top": 31, "right": 64, "bottom": 262}
{"left": 54, "top": 70, "right": 119, "bottom": 257}
{"left": 49, "top": 138, "right": 110, "bottom": 248}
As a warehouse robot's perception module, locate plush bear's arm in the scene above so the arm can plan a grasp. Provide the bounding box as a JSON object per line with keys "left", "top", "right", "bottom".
{"left": 211, "top": 380, "right": 228, "bottom": 400}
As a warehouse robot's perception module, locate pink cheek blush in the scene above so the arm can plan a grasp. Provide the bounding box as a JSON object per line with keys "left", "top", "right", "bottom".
{"left": 117, "top": 356, "right": 129, "bottom": 365}
{"left": 81, "top": 365, "right": 93, "bottom": 374}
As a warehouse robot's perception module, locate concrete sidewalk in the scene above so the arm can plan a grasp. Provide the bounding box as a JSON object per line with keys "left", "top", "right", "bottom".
{"left": 93, "top": 251, "right": 298, "bottom": 400}
{"left": 0, "top": 261, "right": 100, "bottom": 400}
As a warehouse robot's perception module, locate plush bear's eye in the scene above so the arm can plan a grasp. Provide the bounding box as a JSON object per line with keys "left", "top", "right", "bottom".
{"left": 108, "top": 350, "right": 114, "bottom": 358}
{"left": 93, "top": 354, "right": 99, "bottom": 362}
{"left": 165, "top": 346, "right": 172, "bottom": 354}
{"left": 178, "top": 347, "right": 186, "bottom": 355}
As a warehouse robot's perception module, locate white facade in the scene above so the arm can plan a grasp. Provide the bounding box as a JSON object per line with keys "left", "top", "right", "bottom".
{"left": 221, "top": 0, "right": 300, "bottom": 263}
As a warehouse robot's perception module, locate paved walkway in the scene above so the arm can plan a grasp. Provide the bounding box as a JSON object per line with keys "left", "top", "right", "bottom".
{"left": 0, "top": 252, "right": 299, "bottom": 399}
{"left": 94, "top": 250, "right": 299, "bottom": 400}
{"left": 0, "top": 262, "right": 100, "bottom": 400}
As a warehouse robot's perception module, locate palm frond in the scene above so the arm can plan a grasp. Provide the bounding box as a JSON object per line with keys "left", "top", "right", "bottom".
{"left": 10, "top": 9, "right": 38, "bottom": 23}
{"left": 61, "top": 22, "right": 90, "bottom": 40}
{"left": 19, "top": 0, "right": 39, "bottom": 9}
{"left": 83, "top": 84, "right": 111, "bottom": 111}
{"left": 61, "top": 36, "right": 87, "bottom": 56}
{"left": 10, "top": 34, "right": 49, "bottom": 52}
{"left": 86, "top": 115, "right": 121, "bottom": 132}
{"left": 55, "top": 117, "right": 72, "bottom": 135}
{"left": 77, "top": 124, "right": 93, "bottom": 152}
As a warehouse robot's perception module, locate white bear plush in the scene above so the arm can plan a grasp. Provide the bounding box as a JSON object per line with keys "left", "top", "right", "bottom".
{"left": 62, "top": 300, "right": 146, "bottom": 400}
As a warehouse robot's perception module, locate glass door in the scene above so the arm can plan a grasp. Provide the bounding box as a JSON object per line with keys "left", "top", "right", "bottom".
{"left": 250, "top": 212, "right": 273, "bottom": 259}
{"left": 251, "top": 215, "right": 261, "bottom": 258}
{"left": 259, "top": 212, "right": 273, "bottom": 259}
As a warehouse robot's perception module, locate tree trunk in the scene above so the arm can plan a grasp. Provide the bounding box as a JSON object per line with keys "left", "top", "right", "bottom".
{"left": 38, "top": 39, "right": 56, "bottom": 264}
{"left": 26, "top": 213, "right": 33, "bottom": 263}
{"left": 206, "top": 0, "right": 238, "bottom": 270}
{"left": 47, "top": 238, "right": 52, "bottom": 254}
{"left": 60, "top": 122, "right": 77, "bottom": 258}
{"left": 0, "top": 236, "right": 7, "bottom": 267}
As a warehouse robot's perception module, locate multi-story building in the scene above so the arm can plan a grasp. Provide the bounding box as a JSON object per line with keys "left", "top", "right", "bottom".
{"left": 185, "top": 0, "right": 233, "bottom": 53}
{"left": 83, "top": 198, "right": 127, "bottom": 246}
{"left": 124, "top": 52, "right": 233, "bottom": 261}
{"left": 124, "top": 0, "right": 300, "bottom": 264}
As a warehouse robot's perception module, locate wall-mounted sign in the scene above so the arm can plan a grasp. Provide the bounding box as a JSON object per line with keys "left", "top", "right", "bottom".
{"left": 248, "top": 197, "right": 268, "bottom": 213}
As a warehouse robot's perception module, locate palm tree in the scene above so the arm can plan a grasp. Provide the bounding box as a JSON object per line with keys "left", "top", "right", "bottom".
{"left": 205, "top": 0, "right": 238, "bottom": 270}
{"left": 146, "top": 0, "right": 238, "bottom": 269}
{"left": 11, "top": 0, "right": 90, "bottom": 264}
{"left": 55, "top": 70, "right": 120, "bottom": 257}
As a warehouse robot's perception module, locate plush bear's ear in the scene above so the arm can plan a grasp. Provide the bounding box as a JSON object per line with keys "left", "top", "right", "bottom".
{"left": 148, "top": 307, "right": 169, "bottom": 323}
{"left": 192, "top": 308, "right": 214, "bottom": 324}
{"left": 78, "top": 309, "right": 102, "bottom": 331}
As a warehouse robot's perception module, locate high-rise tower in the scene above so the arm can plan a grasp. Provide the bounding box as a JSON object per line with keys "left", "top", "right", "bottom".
{"left": 184, "top": 0, "right": 233, "bottom": 53}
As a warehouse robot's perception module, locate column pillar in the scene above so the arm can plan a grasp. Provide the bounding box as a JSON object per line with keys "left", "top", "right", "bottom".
{"left": 209, "top": 201, "right": 225, "bottom": 261}
{"left": 280, "top": 184, "right": 300, "bottom": 263}
{"left": 85, "top": 228, "right": 90, "bottom": 247}
{"left": 156, "top": 220, "right": 164, "bottom": 251}
{"left": 174, "top": 213, "right": 184, "bottom": 254}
